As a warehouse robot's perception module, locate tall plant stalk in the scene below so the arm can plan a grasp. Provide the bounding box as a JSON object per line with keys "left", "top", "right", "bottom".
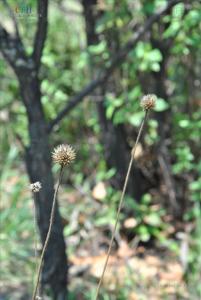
{"left": 95, "top": 110, "right": 149, "bottom": 300}
{"left": 32, "top": 143, "right": 76, "bottom": 300}
{"left": 32, "top": 166, "right": 64, "bottom": 300}
{"left": 33, "top": 195, "right": 38, "bottom": 284}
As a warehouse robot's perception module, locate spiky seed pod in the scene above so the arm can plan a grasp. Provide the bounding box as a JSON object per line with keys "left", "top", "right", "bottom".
{"left": 52, "top": 144, "right": 76, "bottom": 167}
{"left": 30, "top": 181, "right": 42, "bottom": 193}
{"left": 140, "top": 94, "right": 156, "bottom": 110}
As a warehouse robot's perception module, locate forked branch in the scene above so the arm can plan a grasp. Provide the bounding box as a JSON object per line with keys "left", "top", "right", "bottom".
{"left": 47, "top": 0, "right": 181, "bottom": 133}
{"left": 32, "top": 0, "right": 48, "bottom": 70}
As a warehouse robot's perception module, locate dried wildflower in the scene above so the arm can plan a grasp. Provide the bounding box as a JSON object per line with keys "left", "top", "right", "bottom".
{"left": 52, "top": 144, "right": 76, "bottom": 166}
{"left": 140, "top": 94, "right": 156, "bottom": 110}
{"left": 30, "top": 182, "right": 42, "bottom": 193}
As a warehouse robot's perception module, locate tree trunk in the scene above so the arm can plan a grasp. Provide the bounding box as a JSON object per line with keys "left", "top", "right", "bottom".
{"left": 154, "top": 62, "right": 180, "bottom": 216}
{"left": 97, "top": 98, "right": 144, "bottom": 199}
{"left": 82, "top": 0, "right": 144, "bottom": 200}
{"left": 0, "top": 9, "right": 68, "bottom": 296}
{"left": 151, "top": 38, "right": 180, "bottom": 216}
{"left": 18, "top": 71, "right": 67, "bottom": 299}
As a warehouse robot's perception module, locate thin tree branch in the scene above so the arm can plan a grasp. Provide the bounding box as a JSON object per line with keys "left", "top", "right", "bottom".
{"left": 0, "top": 24, "right": 26, "bottom": 70}
{"left": 47, "top": 0, "right": 181, "bottom": 133}
{"left": 0, "top": 0, "right": 48, "bottom": 71}
{"left": 158, "top": 148, "right": 180, "bottom": 214}
{"left": 2, "top": 0, "right": 21, "bottom": 39}
{"left": 32, "top": 0, "right": 48, "bottom": 70}
{"left": 47, "top": 77, "right": 102, "bottom": 133}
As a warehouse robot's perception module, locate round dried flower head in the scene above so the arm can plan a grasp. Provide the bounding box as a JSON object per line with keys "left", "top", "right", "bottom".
{"left": 140, "top": 94, "right": 156, "bottom": 110}
{"left": 30, "top": 181, "right": 42, "bottom": 193}
{"left": 52, "top": 144, "right": 76, "bottom": 166}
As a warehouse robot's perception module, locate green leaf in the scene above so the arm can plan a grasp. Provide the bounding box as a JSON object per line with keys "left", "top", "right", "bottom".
{"left": 137, "top": 225, "right": 151, "bottom": 242}
{"left": 172, "top": 3, "right": 185, "bottom": 18}
{"left": 88, "top": 41, "right": 107, "bottom": 55}
{"left": 128, "top": 86, "right": 141, "bottom": 101}
{"left": 154, "top": 98, "right": 169, "bottom": 112}
{"left": 149, "top": 49, "right": 162, "bottom": 62}
{"left": 163, "top": 21, "right": 180, "bottom": 38}
{"left": 129, "top": 112, "right": 144, "bottom": 126}
{"left": 144, "top": 214, "right": 162, "bottom": 226}
{"left": 179, "top": 119, "right": 190, "bottom": 128}
{"left": 151, "top": 62, "right": 160, "bottom": 72}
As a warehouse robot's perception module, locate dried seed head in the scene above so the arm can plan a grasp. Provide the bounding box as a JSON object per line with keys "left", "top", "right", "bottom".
{"left": 30, "top": 181, "right": 42, "bottom": 193}
{"left": 52, "top": 144, "right": 76, "bottom": 166}
{"left": 140, "top": 94, "right": 156, "bottom": 110}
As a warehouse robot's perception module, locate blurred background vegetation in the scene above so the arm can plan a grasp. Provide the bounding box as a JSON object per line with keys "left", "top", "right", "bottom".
{"left": 0, "top": 0, "right": 201, "bottom": 299}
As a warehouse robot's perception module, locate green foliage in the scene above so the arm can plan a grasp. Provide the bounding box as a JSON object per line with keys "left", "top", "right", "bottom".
{"left": 125, "top": 194, "right": 167, "bottom": 242}
{"left": 0, "top": 0, "right": 201, "bottom": 298}
{"left": 0, "top": 146, "right": 34, "bottom": 290}
{"left": 185, "top": 210, "right": 201, "bottom": 298}
{"left": 154, "top": 98, "right": 169, "bottom": 112}
{"left": 133, "top": 41, "right": 163, "bottom": 72}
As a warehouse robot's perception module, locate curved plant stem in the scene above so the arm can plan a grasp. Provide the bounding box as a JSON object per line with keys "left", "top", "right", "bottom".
{"left": 33, "top": 194, "right": 38, "bottom": 284}
{"left": 95, "top": 110, "right": 148, "bottom": 300}
{"left": 32, "top": 166, "right": 64, "bottom": 300}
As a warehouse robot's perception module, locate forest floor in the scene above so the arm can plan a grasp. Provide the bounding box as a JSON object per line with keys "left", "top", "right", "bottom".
{"left": 0, "top": 243, "right": 188, "bottom": 300}
{"left": 67, "top": 226, "right": 188, "bottom": 300}
{"left": 62, "top": 184, "right": 189, "bottom": 300}
{"left": 0, "top": 176, "right": 190, "bottom": 300}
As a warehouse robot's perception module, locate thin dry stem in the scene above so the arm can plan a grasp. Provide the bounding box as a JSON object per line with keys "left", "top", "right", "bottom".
{"left": 33, "top": 195, "right": 38, "bottom": 284}
{"left": 33, "top": 196, "right": 43, "bottom": 298}
{"left": 95, "top": 110, "right": 148, "bottom": 300}
{"left": 32, "top": 167, "right": 64, "bottom": 300}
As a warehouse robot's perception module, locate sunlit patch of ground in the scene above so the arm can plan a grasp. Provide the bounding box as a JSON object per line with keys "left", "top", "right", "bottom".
{"left": 69, "top": 243, "right": 188, "bottom": 300}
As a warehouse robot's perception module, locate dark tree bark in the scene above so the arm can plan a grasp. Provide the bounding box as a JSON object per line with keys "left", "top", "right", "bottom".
{"left": 150, "top": 35, "right": 180, "bottom": 216}
{"left": 0, "top": 2, "right": 183, "bottom": 297}
{"left": 144, "top": 6, "right": 192, "bottom": 217}
{"left": 19, "top": 73, "right": 68, "bottom": 299}
{"left": 96, "top": 97, "right": 144, "bottom": 199}
{"left": 0, "top": 1, "right": 67, "bottom": 298}
{"left": 154, "top": 53, "right": 180, "bottom": 215}
{"left": 49, "top": 0, "right": 181, "bottom": 132}
{"left": 135, "top": 11, "right": 181, "bottom": 216}
{"left": 82, "top": 0, "right": 144, "bottom": 199}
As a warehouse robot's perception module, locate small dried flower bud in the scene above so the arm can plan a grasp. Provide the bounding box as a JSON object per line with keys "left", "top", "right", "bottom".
{"left": 140, "top": 94, "right": 156, "bottom": 110}
{"left": 30, "top": 181, "right": 42, "bottom": 193}
{"left": 52, "top": 144, "right": 76, "bottom": 166}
